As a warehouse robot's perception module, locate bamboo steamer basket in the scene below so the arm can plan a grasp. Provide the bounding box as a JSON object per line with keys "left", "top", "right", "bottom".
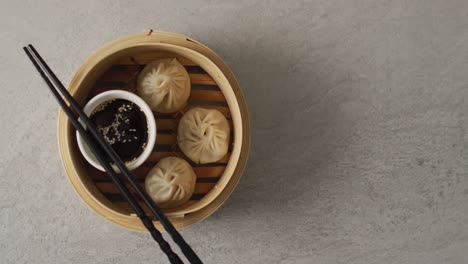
{"left": 58, "top": 30, "right": 250, "bottom": 231}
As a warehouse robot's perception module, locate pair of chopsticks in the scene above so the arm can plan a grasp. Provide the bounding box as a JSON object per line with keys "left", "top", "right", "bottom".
{"left": 23, "top": 45, "right": 203, "bottom": 264}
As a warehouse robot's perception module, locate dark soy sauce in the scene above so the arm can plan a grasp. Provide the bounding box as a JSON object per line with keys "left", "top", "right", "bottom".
{"left": 90, "top": 99, "right": 148, "bottom": 163}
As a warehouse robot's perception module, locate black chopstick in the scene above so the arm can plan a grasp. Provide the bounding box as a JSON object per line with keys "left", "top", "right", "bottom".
{"left": 26, "top": 44, "right": 203, "bottom": 264}
{"left": 23, "top": 46, "right": 183, "bottom": 264}
{"left": 24, "top": 45, "right": 202, "bottom": 264}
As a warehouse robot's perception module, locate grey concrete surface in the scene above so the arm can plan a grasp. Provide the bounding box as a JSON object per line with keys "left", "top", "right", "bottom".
{"left": 1, "top": 0, "right": 468, "bottom": 263}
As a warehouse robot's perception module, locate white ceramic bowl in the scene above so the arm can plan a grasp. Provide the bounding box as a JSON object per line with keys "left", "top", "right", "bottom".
{"left": 76, "top": 90, "right": 156, "bottom": 172}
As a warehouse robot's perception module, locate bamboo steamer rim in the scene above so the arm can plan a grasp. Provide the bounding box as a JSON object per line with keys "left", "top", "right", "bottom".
{"left": 57, "top": 31, "right": 251, "bottom": 231}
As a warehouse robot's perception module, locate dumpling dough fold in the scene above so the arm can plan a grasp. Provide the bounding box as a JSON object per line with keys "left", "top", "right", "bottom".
{"left": 145, "top": 157, "right": 196, "bottom": 208}
{"left": 137, "top": 58, "right": 190, "bottom": 113}
{"left": 178, "top": 108, "right": 230, "bottom": 164}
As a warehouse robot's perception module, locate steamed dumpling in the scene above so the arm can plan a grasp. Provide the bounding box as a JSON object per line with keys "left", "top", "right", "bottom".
{"left": 144, "top": 157, "right": 196, "bottom": 209}
{"left": 178, "top": 108, "right": 230, "bottom": 164}
{"left": 137, "top": 58, "right": 190, "bottom": 113}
